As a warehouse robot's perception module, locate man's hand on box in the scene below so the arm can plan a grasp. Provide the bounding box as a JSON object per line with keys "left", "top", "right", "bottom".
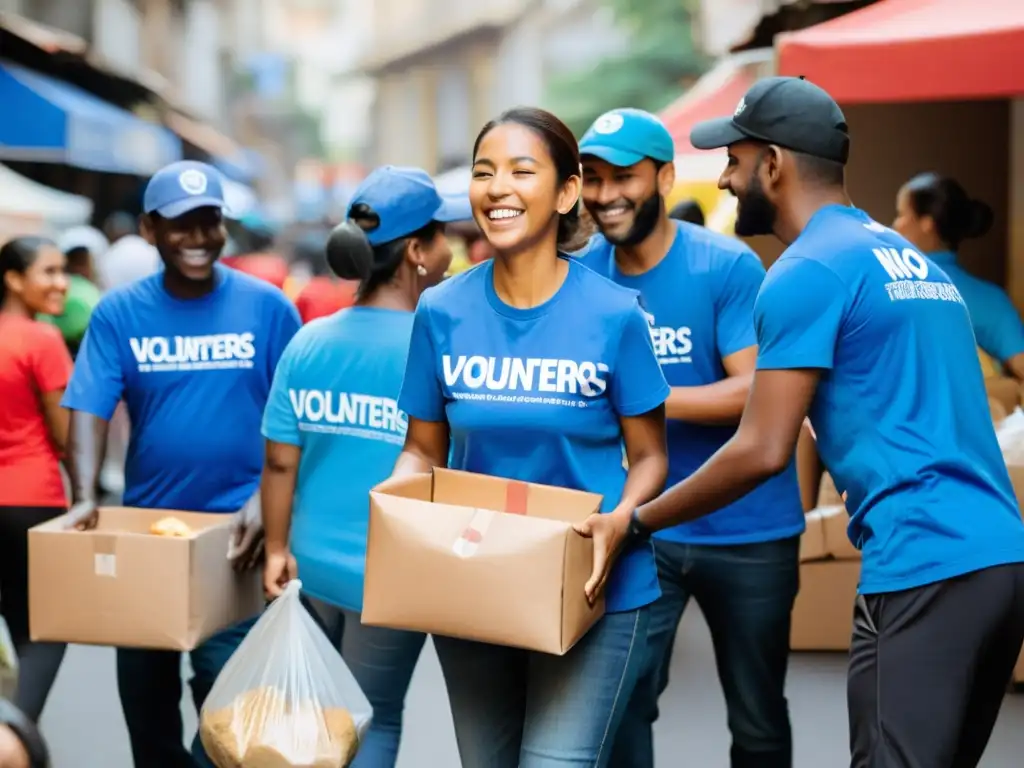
{"left": 574, "top": 509, "right": 630, "bottom": 605}
{"left": 263, "top": 550, "right": 298, "bottom": 600}
{"left": 228, "top": 493, "right": 265, "bottom": 572}
{"left": 63, "top": 500, "right": 98, "bottom": 531}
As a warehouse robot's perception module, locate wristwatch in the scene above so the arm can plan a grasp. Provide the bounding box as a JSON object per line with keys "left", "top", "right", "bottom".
{"left": 625, "top": 508, "right": 653, "bottom": 545}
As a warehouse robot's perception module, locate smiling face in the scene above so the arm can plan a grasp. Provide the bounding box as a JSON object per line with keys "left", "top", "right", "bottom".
{"left": 470, "top": 122, "right": 580, "bottom": 256}
{"left": 581, "top": 156, "right": 671, "bottom": 246}
{"left": 143, "top": 206, "right": 227, "bottom": 282}
{"left": 719, "top": 141, "right": 779, "bottom": 238}
{"left": 3, "top": 244, "right": 68, "bottom": 316}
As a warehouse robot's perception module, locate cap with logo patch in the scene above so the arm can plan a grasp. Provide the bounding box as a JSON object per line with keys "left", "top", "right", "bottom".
{"left": 690, "top": 76, "right": 849, "bottom": 164}
{"left": 143, "top": 160, "right": 228, "bottom": 219}
{"left": 347, "top": 165, "right": 472, "bottom": 246}
{"left": 579, "top": 108, "right": 675, "bottom": 167}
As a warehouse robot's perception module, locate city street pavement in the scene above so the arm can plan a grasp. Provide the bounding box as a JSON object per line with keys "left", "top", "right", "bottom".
{"left": 39, "top": 605, "right": 1024, "bottom": 767}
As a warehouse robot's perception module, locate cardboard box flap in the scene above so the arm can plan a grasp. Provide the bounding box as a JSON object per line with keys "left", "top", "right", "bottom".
{"left": 371, "top": 474, "right": 433, "bottom": 501}
{"left": 30, "top": 507, "right": 231, "bottom": 536}
{"left": 431, "top": 469, "right": 602, "bottom": 525}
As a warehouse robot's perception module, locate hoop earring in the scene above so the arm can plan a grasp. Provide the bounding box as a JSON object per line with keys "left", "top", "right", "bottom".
{"left": 416, "top": 264, "right": 428, "bottom": 277}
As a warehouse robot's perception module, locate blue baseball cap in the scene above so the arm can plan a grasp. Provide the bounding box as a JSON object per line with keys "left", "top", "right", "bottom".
{"left": 579, "top": 109, "right": 676, "bottom": 167}
{"left": 347, "top": 166, "right": 472, "bottom": 246}
{"left": 143, "top": 160, "right": 228, "bottom": 219}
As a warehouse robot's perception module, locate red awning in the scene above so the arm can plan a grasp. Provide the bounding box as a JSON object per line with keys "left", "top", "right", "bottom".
{"left": 777, "top": 0, "right": 1024, "bottom": 103}
{"left": 661, "top": 67, "right": 755, "bottom": 156}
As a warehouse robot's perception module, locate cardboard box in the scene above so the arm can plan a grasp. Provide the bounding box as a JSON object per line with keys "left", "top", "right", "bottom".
{"left": 791, "top": 560, "right": 860, "bottom": 651}
{"left": 819, "top": 505, "right": 860, "bottom": 561}
{"left": 795, "top": 422, "right": 821, "bottom": 512}
{"left": 30, "top": 507, "right": 263, "bottom": 650}
{"left": 799, "top": 510, "right": 827, "bottom": 563}
{"left": 818, "top": 472, "right": 844, "bottom": 508}
{"left": 363, "top": 469, "right": 604, "bottom": 655}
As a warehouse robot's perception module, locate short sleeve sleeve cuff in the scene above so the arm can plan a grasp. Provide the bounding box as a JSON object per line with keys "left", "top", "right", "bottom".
{"left": 755, "top": 258, "right": 848, "bottom": 371}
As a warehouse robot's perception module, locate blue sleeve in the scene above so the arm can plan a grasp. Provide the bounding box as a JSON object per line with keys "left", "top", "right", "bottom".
{"left": 266, "top": 296, "right": 302, "bottom": 373}
{"left": 715, "top": 250, "right": 765, "bottom": 358}
{"left": 755, "top": 258, "right": 848, "bottom": 371}
{"left": 398, "top": 301, "right": 447, "bottom": 422}
{"left": 61, "top": 301, "right": 125, "bottom": 420}
{"left": 611, "top": 301, "right": 671, "bottom": 416}
{"left": 261, "top": 337, "right": 301, "bottom": 446}
{"left": 972, "top": 287, "right": 1024, "bottom": 364}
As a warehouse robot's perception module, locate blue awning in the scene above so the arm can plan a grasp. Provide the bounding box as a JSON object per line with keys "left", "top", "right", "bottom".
{"left": 0, "top": 60, "right": 181, "bottom": 176}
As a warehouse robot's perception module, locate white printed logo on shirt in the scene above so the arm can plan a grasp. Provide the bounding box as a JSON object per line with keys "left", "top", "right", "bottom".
{"left": 643, "top": 310, "right": 693, "bottom": 365}
{"left": 871, "top": 246, "right": 965, "bottom": 306}
{"left": 442, "top": 355, "right": 609, "bottom": 408}
{"left": 289, "top": 389, "right": 407, "bottom": 445}
{"left": 129, "top": 333, "right": 256, "bottom": 372}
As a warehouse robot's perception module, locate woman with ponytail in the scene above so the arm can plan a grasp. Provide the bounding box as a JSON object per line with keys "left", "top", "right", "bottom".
{"left": 389, "top": 107, "right": 670, "bottom": 767}
{"left": 0, "top": 236, "right": 71, "bottom": 722}
{"left": 894, "top": 173, "right": 1024, "bottom": 379}
{"left": 260, "top": 166, "right": 466, "bottom": 766}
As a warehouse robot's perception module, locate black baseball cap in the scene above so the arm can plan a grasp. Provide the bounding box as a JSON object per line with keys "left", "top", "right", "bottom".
{"left": 690, "top": 76, "right": 849, "bottom": 164}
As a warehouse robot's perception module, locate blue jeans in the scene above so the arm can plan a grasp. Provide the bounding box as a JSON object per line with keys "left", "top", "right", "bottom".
{"left": 305, "top": 597, "right": 426, "bottom": 768}
{"left": 611, "top": 537, "right": 799, "bottom": 768}
{"left": 116, "top": 617, "right": 256, "bottom": 768}
{"left": 434, "top": 608, "right": 649, "bottom": 768}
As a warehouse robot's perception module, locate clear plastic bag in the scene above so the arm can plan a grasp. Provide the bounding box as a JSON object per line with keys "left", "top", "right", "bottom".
{"left": 0, "top": 616, "right": 17, "bottom": 701}
{"left": 199, "top": 580, "right": 373, "bottom": 768}
{"left": 997, "top": 407, "right": 1024, "bottom": 463}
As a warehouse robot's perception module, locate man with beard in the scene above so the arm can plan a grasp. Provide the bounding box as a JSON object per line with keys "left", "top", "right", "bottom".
{"left": 61, "top": 161, "right": 301, "bottom": 767}
{"left": 578, "top": 78, "right": 1024, "bottom": 768}
{"left": 575, "top": 108, "right": 804, "bottom": 768}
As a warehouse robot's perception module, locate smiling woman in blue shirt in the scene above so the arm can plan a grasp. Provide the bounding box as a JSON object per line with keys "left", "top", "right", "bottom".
{"left": 260, "top": 165, "right": 468, "bottom": 768}
{"left": 375, "top": 106, "right": 669, "bottom": 768}
{"left": 893, "top": 172, "right": 1024, "bottom": 381}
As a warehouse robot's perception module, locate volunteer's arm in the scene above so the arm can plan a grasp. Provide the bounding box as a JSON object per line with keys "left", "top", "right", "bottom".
{"left": 616, "top": 406, "right": 669, "bottom": 516}
{"left": 32, "top": 327, "right": 74, "bottom": 455}
{"left": 64, "top": 412, "right": 108, "bottom": 528}
{"left": 261, "top": 440, "right": 300, "bottom": 596}
{"left": 393, "top": 300, "right": 450, "bottom": 477}
{"left": 664, "top": 346, "right": 755, "bottom": 424}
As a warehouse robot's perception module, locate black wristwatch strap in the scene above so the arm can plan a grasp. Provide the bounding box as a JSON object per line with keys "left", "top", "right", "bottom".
{"left": 627, "top": 508, "right": 652, "bottom": 543}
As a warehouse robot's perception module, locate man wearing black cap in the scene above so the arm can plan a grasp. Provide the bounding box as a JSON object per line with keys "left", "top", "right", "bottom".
{"left": 577, "top": 77, "right": 1024, "bottom": 767}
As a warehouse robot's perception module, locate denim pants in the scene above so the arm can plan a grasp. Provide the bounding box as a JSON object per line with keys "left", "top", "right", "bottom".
{"left": 305, "top": 597, "right": 427, "bottom": 768}
{"left": 611, "top": 537, "right": 799, "bottom": 768}
{"left": 434, "top": 607, "right": 649, "bottom": 768}
{"left": 116, "top": 616, "right": 256, "bottom": 768}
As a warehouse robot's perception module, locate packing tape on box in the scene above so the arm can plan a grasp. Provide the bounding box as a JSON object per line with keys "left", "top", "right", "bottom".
{"left": 92, "top": 534, "right": 118, "bottom": 578}
{"left": 505, "top": 480, "right": 528, "bottom": 516}
{"left": 453, "top": 508, "right": 497, "bottom": 558}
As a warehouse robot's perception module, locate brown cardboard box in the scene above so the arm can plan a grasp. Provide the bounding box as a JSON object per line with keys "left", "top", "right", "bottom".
{"left": 795, "top": 422, "right": 821, "bottom": 512}
{"left": 363, "top": 469, "right": 604, "bottom": 655}
{"left": 818, "top": 472, "right": 844, "bottom": 508}
{"left": 985, "top": 376, "right": 1020, "bottom": 415}
{"left": 990, "top": 397, "right": 1009, "bottom": 426}
{"left": 29, "top": 507, "right": 263, "bottom": 650}
{"left": 819, "top": 505, "right": 860, "bottom": 561}
{"left": 791, "top": 560, "right": 860, "bottom": 651}
{"left": 799, "top": 511, "right": 827, "bottom": 563}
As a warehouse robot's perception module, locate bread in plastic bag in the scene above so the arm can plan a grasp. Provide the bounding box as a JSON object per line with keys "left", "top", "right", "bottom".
{"left": 199, "top": 580, "right": 373, "bottom": 768}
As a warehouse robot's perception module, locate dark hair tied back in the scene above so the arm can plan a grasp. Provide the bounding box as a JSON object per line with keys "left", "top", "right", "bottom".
{"left": 473, "top": 106, "right": 584, "bottom": 251}
{"left": 905, "top": 173, "right": 993, "bottom": 249}
{"left": 325, "top": 215, "right": 375, "bottom": 283}
{"left": 0, "top": 235, "right": 53, "bottom": 304}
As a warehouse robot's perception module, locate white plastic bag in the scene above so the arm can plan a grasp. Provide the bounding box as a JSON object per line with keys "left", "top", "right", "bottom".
{"left": 997, "top": 407, "right": 1024, "bottom": 463}
{"left": 199, "top": 580, "right": 373, "bottom": 768}
{"left": 0, "top": 616, "right": 17, "bottom": 701}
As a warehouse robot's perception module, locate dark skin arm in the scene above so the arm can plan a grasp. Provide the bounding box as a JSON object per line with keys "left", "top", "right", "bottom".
{"left": 39, "top": 390, "right": 69, "bottom": 455}
{"left": 577, "top": 369, "right": 819, "bottom": 601}
{"left": 63, "top": 410, "right": 109, "bottom": 530}
{"left": 1005, "top": 352, "right": 1024, "bottom": 382}
{"left": 262, "top": 440, "right": 301, "bottom": 598}
{"left": 664, "top": 346, "right": 756, "bottom": 425}
{"left": 392, "top": 417, "right": 450, "bottom": 477}
{"left": 582, "top": 405, "right": 668, "bottom": 602}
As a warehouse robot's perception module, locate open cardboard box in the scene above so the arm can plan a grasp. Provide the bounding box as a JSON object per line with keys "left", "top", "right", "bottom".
{"left": 29, "top": 507, "right": 263, "bottom": 650}
{"left": 362, "top": 469, "right": 605, "bottom": 655}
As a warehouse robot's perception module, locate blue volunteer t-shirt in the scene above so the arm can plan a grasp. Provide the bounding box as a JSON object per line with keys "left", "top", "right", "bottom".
{"left": 63, "top": 264, "right": 300, "bottom": 512}
{"left": 262, "top": 307, "right": 413, "bottom": 612}
{"left": 928, "top": 250, "right": 1024, "bottom": 365}
{"left": 398, "top": 258, "right": 670, "bottom": 613}
{"left": 754, "top": 204, "right": 1024, "bottom": 594}
{"left": 578, "top": 222, "right": 804, "bottom": 544}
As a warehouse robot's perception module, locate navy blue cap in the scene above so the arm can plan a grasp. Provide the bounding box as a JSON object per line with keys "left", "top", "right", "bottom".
{"left": 690, "top": 77, "right": 849, "bottom": 164}
{"left": 143, "top": 160, "right": 228, "bottom": 219}
{"left": 579, "top": 109, "right": 676, "bottom": 167}
{"left": 347, "top": 166, "right": 472, "bottom": 245}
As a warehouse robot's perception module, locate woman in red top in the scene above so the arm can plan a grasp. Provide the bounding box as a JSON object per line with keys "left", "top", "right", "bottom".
{"left": 0, "top": 236, "right": 72, "bottom": 722}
